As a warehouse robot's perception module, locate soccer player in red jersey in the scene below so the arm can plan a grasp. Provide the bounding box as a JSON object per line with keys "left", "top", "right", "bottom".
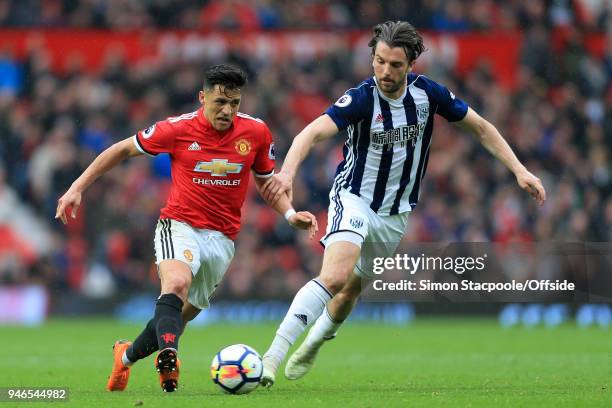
{"left": 55, "top": 64, "right": 317, "bottom": 393}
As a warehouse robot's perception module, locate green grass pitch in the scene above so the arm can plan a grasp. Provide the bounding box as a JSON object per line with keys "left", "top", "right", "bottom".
{"left": 1, "top": 318, "right": 610, "bottom": 407}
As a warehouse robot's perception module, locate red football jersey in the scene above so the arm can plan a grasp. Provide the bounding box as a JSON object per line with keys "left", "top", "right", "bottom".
{"left": 133, "top": 108, "right": 275, "bottom": 240}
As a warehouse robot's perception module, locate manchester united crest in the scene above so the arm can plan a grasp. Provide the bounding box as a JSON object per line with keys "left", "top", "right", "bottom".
{"left": 184, "top": 249, "right": 193, "bottom": 262}
{"left": 235, "top": 139, "right": 252, "bottom": 156}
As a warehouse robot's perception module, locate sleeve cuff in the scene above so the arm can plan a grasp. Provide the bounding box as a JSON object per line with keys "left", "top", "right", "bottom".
{"left": 324, "top": 112, "right": 346, "bottom": 131}
{"left": 253, "top": 169, "right": 274, "bottom": 178}
{"left": 133, "top": 134, "right": 156, "bottom": 157}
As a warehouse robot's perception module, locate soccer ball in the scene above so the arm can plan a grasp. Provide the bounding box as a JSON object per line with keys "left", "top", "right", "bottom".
{"left": 210, "top": 344, "right": 263, "bottom": 394}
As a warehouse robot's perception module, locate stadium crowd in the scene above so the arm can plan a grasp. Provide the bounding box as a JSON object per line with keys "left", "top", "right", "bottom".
{"left": 0, "top": 0, "right": 610, "bottom": 31}
{"left": 0, "top": 1, "right": 611, "bottom": 300}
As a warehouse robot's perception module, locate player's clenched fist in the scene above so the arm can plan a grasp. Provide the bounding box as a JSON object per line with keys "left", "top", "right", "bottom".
{"left": 287, "top": 211, "right": 318, "bottom": 238}
{"left": 55, "top": 188, "right": 82, "bottom": 225}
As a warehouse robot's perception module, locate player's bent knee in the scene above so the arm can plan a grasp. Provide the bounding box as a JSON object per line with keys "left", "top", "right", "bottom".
{"left": 318, "top": 262, "right": 360, "bottom": 294}
{"left": 162, "top": 275, "right": 191, "bottom": 299}
{"left": 317, "top": 274, "right": 345, "bottom": 294}
{"left": 159, "top": 260, "right": 192, "bottom": 299}
{"left": 318, "top": 241, "right": 362, "bottom": 294}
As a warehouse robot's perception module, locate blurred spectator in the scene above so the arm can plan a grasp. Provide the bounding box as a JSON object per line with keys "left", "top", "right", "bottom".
{"left": 200, "top": 0, "right": 260, "bottom": 30}
{"left": 0, "top": 47, "right": 21, "bottom": 97}
{"left": 0, "top": 1, "right": 609, "bottom": 31}
{"left": 432, "top": 0, "right": 470, "bottom": 32}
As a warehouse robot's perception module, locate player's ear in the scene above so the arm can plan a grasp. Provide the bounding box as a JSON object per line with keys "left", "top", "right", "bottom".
{"left": 408, "top": 60, "right": 416, "bottom": 72}
{"left": 198, "top": 90, "right": 206, "bottom": 105}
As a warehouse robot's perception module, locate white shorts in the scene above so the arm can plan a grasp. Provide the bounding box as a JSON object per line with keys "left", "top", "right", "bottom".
{"left": 154, "top": 218, "right": 234, "bottom": 310}
{"left": 321, "top": 187, "right": 409, "bottom": 279}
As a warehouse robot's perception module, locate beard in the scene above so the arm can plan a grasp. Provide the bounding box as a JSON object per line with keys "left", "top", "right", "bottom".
{"left": 379, "top": 78, "right": 403, "bottom": 94}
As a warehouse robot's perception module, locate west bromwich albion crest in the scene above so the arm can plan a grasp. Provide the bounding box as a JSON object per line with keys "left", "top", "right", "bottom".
{"left": 416, "top": 103, "right": 429, "bottom": 122}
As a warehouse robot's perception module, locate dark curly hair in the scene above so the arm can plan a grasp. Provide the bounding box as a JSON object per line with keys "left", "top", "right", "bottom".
{"left": 368, "top": 21, "right": 425, "bottom": 63}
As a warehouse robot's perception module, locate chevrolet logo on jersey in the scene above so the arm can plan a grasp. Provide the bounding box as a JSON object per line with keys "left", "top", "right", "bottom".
{"left": 194, "top": 159, "right": 243, "bottom": 176}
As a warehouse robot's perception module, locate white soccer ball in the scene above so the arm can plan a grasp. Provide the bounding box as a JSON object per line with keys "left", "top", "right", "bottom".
{"left": 210, "top": 344, "right": 263, "bottom": 394}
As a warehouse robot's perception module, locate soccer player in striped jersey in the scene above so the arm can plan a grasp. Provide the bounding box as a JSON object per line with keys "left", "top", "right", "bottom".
{"left": 260, "top": 21, "right": 546, "bottom": 385}
{"left": 55, "top": 64, "right": 317, "bottom": 393}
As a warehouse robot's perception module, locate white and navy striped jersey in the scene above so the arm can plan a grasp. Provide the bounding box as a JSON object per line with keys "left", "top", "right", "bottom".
{"left": 325, "top": 74, "right": 468, "bottom": 216}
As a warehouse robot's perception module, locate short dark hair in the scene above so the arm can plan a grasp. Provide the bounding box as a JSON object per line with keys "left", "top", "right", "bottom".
{"left": 368, "top": 21, "right": 425, "bottom": 63}
{"left": 203, "top": 64, "right": 247, "bottom": 91}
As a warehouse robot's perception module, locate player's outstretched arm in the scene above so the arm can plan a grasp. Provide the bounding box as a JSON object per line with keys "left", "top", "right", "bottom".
{"left": 261, "top": 114, "right": 339, "bottom": 205}
{"left": 254, "top": 175, "right": 318, "bottom": 238}
{"left": 458, "top": 107, "right": 546, "bottom": 206}
{"left": 55, "top": 137, "right": 142, "bottom": 224}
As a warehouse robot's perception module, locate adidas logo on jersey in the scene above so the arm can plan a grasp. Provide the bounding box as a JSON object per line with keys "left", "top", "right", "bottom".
{"left": 375, "top": 113, "right": 384, "bottom": 123}
{"left": 188, "top": 142, "right": 201, "bottom": 151}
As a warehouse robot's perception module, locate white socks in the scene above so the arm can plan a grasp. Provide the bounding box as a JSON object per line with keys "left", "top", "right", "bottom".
{"left": 263, "top": 279, "right": 332, "bottom": 370}
{"left": 304, "top": 307, "right": 342, "bottom": 348}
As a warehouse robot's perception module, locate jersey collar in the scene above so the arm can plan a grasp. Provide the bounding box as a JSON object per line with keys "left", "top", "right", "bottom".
{"left": 197, "top": 107, "right": 210, "bottom": 129}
